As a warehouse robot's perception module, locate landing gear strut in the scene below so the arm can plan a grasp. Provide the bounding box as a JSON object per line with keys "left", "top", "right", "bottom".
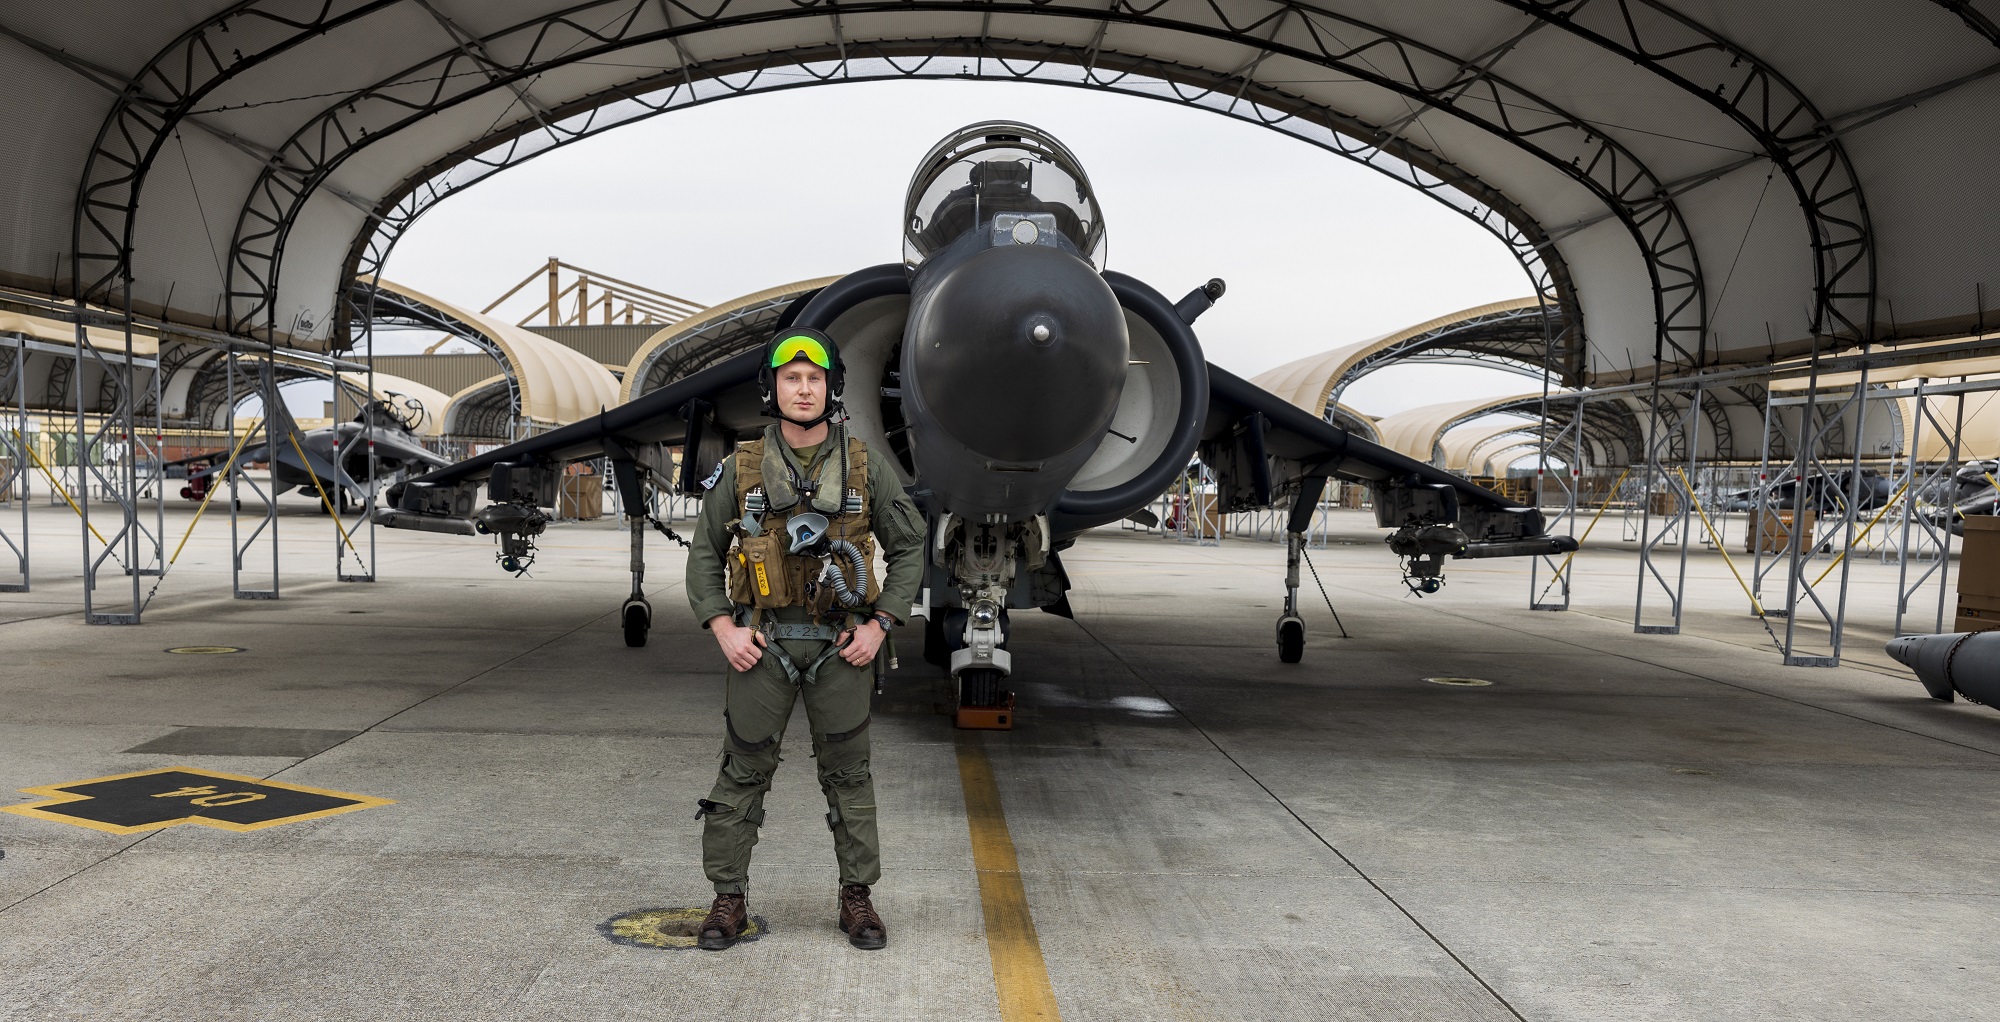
{"left": 1278, "top": 530, "right": 1305, "bottom": 664}
{"left": 952, "top": 600, "right": 1015, "bottom": 729}
{"left": 623, "top": 511, "right": 651, "bottom": 647}
{"left": 1274, "top": 477, "right": 1331, "bottom": 664}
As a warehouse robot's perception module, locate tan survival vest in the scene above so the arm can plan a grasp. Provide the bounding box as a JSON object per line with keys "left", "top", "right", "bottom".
{"left": 724, "top": 433, "right": 878, "bottom": 618}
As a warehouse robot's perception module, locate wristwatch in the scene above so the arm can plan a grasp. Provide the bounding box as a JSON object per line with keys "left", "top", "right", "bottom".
{"left": 870, "top": 612, "right": 896, "bottom": 631}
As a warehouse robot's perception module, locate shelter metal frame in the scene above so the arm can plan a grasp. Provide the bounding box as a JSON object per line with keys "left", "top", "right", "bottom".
{"left": 80, "top": 2, "right": 1732, "bottom": 372}
{"left": 69, "top": 300, "right": 165, "bottom": 625}
{"left": 0, "top": 332, "right": 28, "bottom": 591}
{"left": 627, "top": 294, "right": 803, "bottom": 397}
{"left": 224, "top": 347, "right": 282, "bottom": 602}
{"left": 1753, "top": 352, "right": 1873, "bottom": 667}
{"left": 335, "top": 34, "right": 1592, "bottom": 376}
{"left": 1497, "top": 0, "right": 1876, "bottom": 345}
{"left": 1528, "top": 385, "right": 1588, "bottom": 612}
{"left": 1630, "top": 380, "right": 1703, "bottom": 634}
{"left": 1889, "top": 376, "right": 1992, "bottom": 636}
{"left": 354, "top": 282, "right": 524, "bottom": 439}
{"left": 1323, "top": 303, "right": 1568, "bottom": 409}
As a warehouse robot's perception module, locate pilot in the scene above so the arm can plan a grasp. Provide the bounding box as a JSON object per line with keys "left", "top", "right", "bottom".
{"left": 683, "top": 327, "right": 925, "bottom": 951}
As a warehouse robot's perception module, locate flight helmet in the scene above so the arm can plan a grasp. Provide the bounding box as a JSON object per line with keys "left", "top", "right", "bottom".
{"left": 758, "top": 327, "right": 846, "bottom": 426}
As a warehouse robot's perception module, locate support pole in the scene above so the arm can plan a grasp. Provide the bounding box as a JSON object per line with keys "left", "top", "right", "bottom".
{"left": 230, "top": 349, "right": 280, "bottom": 600}
{"left": 0, "top": 334, "right": 28, "bottom": 591}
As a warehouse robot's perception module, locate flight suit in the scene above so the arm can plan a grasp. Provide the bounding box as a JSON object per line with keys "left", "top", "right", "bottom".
{"left": 684, "top": 424, "right": 925, "bottom": 894}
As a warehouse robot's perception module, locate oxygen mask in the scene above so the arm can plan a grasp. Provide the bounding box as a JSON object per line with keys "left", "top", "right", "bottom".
{"left": 786, "top": 512, "right": 832, "bottom": 555}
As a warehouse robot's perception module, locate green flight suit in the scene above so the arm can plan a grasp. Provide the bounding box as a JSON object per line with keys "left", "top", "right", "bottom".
{"left": 685, "top": 426, "right": 925, "bottom": 894}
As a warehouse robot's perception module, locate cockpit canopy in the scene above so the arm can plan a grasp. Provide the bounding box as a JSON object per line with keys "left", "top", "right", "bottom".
{"left": 903, "top": 121, "right": 1106, "bottom": 270}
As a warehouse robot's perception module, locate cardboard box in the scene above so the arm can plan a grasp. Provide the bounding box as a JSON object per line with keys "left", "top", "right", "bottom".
{"left": 558, "top": 473, "right": 603, "bottom": 520}
{"left": 1956, "top": 592, "right": 2000, "bottom": 632}
{"left": 1746, "top": 509, "right": 1816, "bottom": 555}
{"left": 1959, "top": 514, "right": 2000, "bottom": 599}
{"left": 1648, "top": 489, "right": 1681, "bottom": 516}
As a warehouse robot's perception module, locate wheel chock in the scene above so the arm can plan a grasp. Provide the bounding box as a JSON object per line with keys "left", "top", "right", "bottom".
{"left": 955, "top": 692, "right": 1016, "bottom": 731}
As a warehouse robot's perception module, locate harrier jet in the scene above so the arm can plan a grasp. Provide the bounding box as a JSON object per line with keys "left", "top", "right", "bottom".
{"left": 378, "top": 122, "right": 1575, "bottom": 716}
{"left": 179, "top": 397, "right": 448, "bottom": 512}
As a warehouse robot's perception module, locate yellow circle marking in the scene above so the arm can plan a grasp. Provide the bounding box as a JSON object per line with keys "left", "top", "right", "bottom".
{"left": 599, "top": 907, "right": 764, "bottom": 950}
{"left": 164, "top": 646, "right": 246, "bottom": 655}
{"left": 1424, "top": 676, "right": 1494, "bottom": 687}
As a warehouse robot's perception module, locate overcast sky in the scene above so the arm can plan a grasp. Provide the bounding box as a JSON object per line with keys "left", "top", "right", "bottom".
{"left": 376, "top": 79, "right": 1536, "bottom": 418}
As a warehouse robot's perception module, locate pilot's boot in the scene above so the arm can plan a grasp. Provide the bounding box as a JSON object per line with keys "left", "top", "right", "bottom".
{"left": 838, "top": 883, "right": 887, "bottom": 950}
{"left": 698, "top": 892, "right": 748, "bottom": 951}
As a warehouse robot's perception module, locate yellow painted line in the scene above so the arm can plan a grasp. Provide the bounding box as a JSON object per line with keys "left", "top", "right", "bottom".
{"left": 955, "top": 736, "right": 1063, "bottom": 1022}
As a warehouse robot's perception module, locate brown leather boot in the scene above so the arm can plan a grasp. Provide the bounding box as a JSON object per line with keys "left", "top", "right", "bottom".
{"left": 697, "top": 892, "right": 748, "bottom": 951}
{"left": 837, "top": 883, "right": 886, "bottom": 950}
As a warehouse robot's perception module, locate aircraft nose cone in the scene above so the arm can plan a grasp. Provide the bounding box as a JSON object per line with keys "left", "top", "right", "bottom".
{"left": 909, "top": 244, "right": 1128, "bottom": 464}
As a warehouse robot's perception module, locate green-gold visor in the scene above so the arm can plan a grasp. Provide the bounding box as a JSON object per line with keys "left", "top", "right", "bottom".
{"left": 769, "top": 335, "right": 833, "bottom": 371}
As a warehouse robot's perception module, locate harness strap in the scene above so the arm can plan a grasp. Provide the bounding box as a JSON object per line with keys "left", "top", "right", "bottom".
{"left": 724, "top": 711, "right": 778, "bottom": 752}
{"left": 764, "top": 621, "right": 841, "bottom": 641}
{"left": 823, "top": 715, "right": 871, "bottom": 743}
{"left": 758, "top": 634, "right": 850, "bottom": 687}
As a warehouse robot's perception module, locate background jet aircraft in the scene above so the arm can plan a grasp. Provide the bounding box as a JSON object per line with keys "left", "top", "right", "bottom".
{"left": 181, "top": 398, "right": 448, "bottom": 512}
{"left": 379, "top": 121, "right": 1575, "bottom": 715}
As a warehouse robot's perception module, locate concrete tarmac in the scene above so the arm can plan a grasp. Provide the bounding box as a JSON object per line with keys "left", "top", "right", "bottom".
{"left": 1, "top": 498, "right": 1997, "bottom": 1021}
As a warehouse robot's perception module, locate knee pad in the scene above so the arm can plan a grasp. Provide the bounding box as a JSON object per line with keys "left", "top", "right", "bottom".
{"left": 717, "top": 748, "right": 779, "bottom": 794}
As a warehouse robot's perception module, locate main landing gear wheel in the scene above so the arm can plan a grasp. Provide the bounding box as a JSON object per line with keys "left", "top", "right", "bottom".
{"left": 622, "top": 601, "right": 651, "bottom": 647}
{"left": 1277, "top": 617, "right": 1304, "bottom": 664}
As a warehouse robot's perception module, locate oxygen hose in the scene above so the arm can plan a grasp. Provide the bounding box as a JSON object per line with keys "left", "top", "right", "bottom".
{"left": 823, "top": 539, "right": 871, "bottom": 607}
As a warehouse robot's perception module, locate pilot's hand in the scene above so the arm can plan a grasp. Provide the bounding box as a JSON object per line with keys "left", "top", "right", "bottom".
{"left": 712, "top": 617, "right": 767, "bottom": 672}
{"left": 838, "top": 618, "right": 887, "bottom": 667}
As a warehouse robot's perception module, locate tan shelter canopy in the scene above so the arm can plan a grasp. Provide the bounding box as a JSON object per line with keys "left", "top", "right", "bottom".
{"left": 1252, "top": 298, "right": 1546, "bottom": 416}
{"left": 620, "top": 277, "right": 839, "bottom": 403}
{"left": 1373, "top": 393, "right": 1551, "bottom": 463}
{"left": 375, "top": 280, "right": 617, "bottom": 430}
{"left": 1, "top": 308, "right": 159, "bottom": 358}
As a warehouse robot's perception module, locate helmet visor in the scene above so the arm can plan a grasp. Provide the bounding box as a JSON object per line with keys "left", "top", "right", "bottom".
{"left": 769, "top": 334, "right": 833, "bottom": 371}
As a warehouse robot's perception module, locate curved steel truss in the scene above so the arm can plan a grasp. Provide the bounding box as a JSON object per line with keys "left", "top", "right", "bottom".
{"left": 74, "top": 1, "right": 1735, "bottom": 383}
{"left": 1324, "top": 302, "right": 1568, "bottom": 410}
{"left": 1497, "top": 0, "right": 1876, "bottom": 345}
{"left": 70, "top": 0, "right": 1769, "bottom": 390}
{"left": 1449, "top": 394, "right": 1647, "bottom": 469}
{"left": 627, "top": 293, "right": 802, "bottom": 399}
{"left": 69, "top": 1, "right": 400, "bottom": 309}
{"left": 352, "top": 281, "right": 518, "bottom": 428}
{"left": 340, "top": 37, "right": 1587, "bottom": 378}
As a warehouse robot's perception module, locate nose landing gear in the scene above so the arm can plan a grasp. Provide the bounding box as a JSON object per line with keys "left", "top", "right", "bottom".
{"left": 952, "top": 599, "right": 1014, "bottom": 730}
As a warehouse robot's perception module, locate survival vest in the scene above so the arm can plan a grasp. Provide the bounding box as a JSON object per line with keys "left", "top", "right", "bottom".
{"left": 725, "top": 428, "right": 878, "bottom": 618}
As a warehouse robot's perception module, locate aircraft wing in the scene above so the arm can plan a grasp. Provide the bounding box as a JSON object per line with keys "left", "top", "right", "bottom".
{"left": 1198, "top": 362, "right": 1575, "bottom": 556}
{"left": 1203, "top": 363, "right": 1516, "bottom": 509}
{"left": 359, "top": 429, "right": 454, "bottom": 472}
{"left": 379, "top": 351, "right": 765, "bottom": 524}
